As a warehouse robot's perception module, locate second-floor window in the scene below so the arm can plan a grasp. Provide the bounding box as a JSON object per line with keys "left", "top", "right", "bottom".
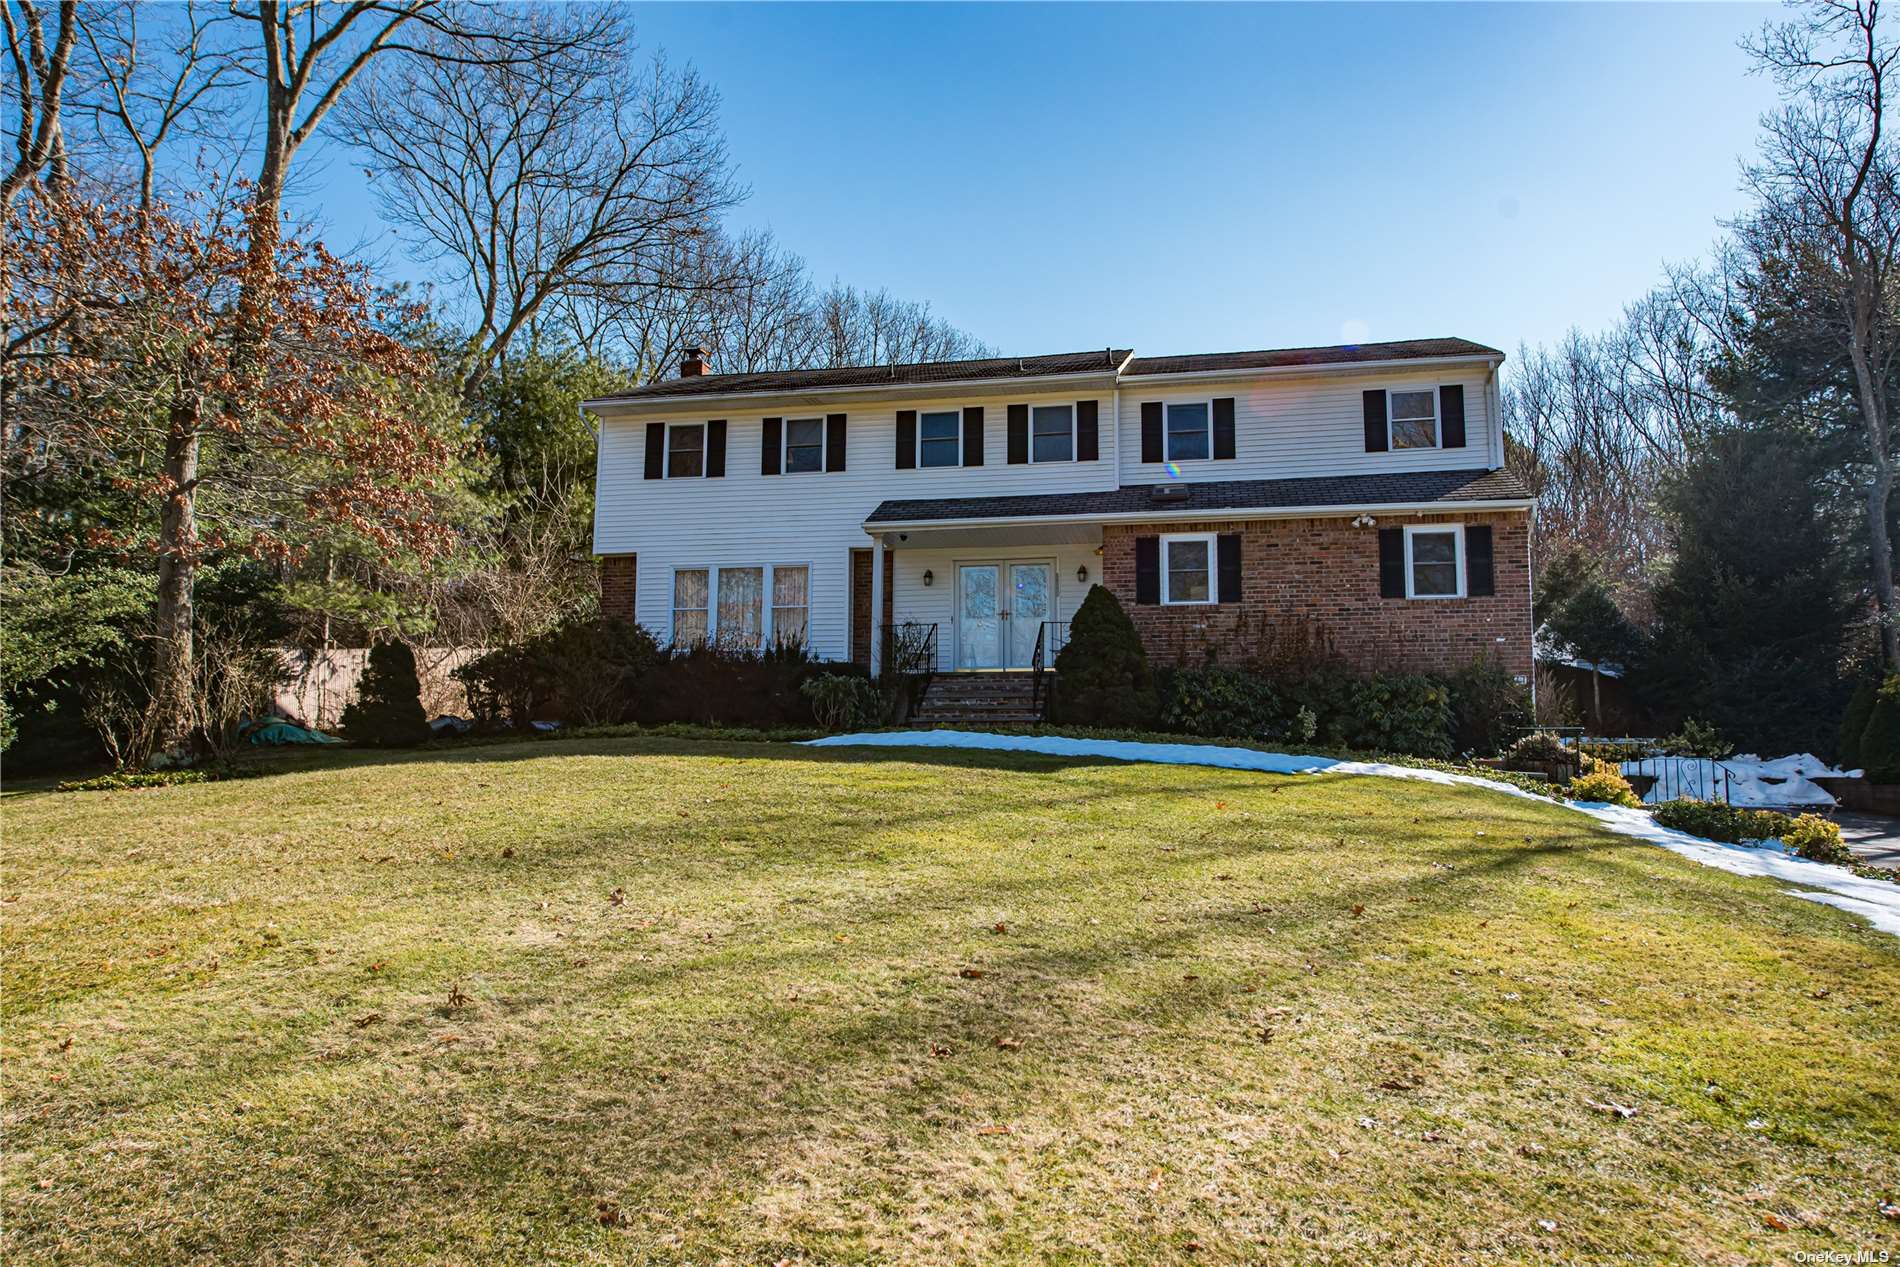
{"left": 667, "top": 423, "right": 704, "bottom": 478}
{"left": 1388, "top": 390, "right": 1439, "bottom": 449}
{"left": 1031, "top": 404, "right": 1074, "bottom": 462}
{"left": 920, "top": 410, "right": 961, "bottom": 467}
{"left": 1166, "top": 402, "right": 1210, "bottom": 462}
{"left": 785, "top": 418, "right": 824, "bottom": 473}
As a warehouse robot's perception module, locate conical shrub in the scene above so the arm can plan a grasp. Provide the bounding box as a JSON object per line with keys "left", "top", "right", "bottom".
{"left": 340, "top": 641, "right": 432, "bottom": 747}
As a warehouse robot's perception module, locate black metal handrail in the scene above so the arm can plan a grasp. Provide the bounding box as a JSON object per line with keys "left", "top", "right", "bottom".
{"left": 1623, "top": 753, "right": 1736, "bottom": 804}
{"left": 1030, "top": 620, "right": 1069, "bottom": 720}
{"left": 880, "top": 621, "right": 938, "bottom": 678}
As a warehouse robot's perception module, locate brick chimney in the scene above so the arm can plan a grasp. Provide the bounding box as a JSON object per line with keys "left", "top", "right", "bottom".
{"left": 680, "top": 344, "right": 708, "bottom": 378}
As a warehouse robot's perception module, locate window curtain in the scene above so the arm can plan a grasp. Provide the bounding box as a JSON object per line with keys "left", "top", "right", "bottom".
{"left": 717, "top": 567, "right": 765, "bottom": 648}
{"left": 771, "top": 566, "right": 810, "bottom": 647}
{"left": 673, "top": 569, "right": 709, "bottom": 644}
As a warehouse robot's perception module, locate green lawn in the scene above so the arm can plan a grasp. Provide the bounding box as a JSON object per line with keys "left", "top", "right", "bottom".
{"left": 4, "top": 737, "right": 1897, "bottom": 1265}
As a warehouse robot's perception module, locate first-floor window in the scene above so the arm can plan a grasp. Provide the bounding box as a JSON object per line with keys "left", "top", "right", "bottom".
{"left": 673, "top": 568, "right": 710, "bottom": 642}
{"left": 667, "top": 423, "right": 705, "bottom": 477}
{"left": 920, "top": 410, "right": 960, "bottom": 467}
{"left": 1405, "top": 525, "right": 1463, "bottom": 598}
{"left": 1161, "top": 533, "right": 1215, "bottom": 605}
{"left": 785, "top": 418, "right": 824, "bottom": 473}
{"left": 672, "top": 563, "right": 810, "bottom": 647}
{"left": 772, "top": 565, "right": 810, "bottom": 646}
{"left": 718, "top": 567, "right": 765, "bottom": 647}
{"left": 1031, "top": 404, "right": 1074, "bottom": 462}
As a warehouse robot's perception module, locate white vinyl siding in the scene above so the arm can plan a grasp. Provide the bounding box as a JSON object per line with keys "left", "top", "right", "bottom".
{"left": 1118, "top": 368, "right": 1496, "bottom": 484}
{"left": 594, "top": 391, "right": 1118, "bottom": 661}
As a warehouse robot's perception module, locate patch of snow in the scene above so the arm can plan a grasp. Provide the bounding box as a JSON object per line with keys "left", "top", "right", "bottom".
{"left": 1618, "top": 753, "right": 1858, "bottom": 808}
{"left": 806, "top": 730, "right": 1900, "bottom": 940}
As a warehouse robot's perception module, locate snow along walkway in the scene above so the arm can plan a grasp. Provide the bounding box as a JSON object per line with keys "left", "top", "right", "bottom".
{"left": 805, "top": 730, "right": 1900, "bottom": 939}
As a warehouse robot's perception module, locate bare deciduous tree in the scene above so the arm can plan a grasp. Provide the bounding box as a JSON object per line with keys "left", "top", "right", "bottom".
{"left": 1, "top": 0, "right": 78, "bottom": 205}
{"left": 337, "top": 4, "right": 737, "bottom": 396}
{"left": 1744, "top": 0, "right": 1900, "bottom": 664}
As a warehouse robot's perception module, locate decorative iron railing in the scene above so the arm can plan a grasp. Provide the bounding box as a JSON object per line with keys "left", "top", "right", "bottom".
{"left": 1030, "top": 621, "right": 1069, "bottom": 720}
{"left": 879, "top": 621, "right": 939, "bottom": 678}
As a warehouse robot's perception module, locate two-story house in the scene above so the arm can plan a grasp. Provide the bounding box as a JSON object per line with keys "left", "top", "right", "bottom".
{"left": 586, "top": 337, "right": 1533, "bottom": 688}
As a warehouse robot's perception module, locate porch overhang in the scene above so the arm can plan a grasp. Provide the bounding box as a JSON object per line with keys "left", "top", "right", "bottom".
{"left": 863, "top": 467, "right": 1534, "bottom": 538}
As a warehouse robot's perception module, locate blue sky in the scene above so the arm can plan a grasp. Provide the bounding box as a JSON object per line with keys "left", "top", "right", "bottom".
{"left": 304, "top": 2, "right": 1782, "bottom": 362}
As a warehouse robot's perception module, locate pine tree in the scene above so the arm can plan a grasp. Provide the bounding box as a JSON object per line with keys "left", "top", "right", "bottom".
{"left": 340, "top": 641, "right": 432, "bottom": 747}
{"left": 1856, "top": 676, "right": 1900, "bottom": 783}
{"left": 1053, "top": 585, "right": 1159, "bottom": 727}
{"left": 1838, "top": 675, "right": 1879, "bottom": 769}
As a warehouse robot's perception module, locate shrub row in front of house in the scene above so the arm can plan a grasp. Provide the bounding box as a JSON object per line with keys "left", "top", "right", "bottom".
{"left": 1050, "top": 585, "right": 1530, "bottom": 759}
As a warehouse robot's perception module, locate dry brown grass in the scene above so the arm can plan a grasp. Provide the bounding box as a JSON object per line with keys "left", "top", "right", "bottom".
{"left": 3, "top": 736, "right": 1897, "bottom": 1264}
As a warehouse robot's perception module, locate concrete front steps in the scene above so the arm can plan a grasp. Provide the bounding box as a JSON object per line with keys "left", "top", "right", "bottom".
{"left": 913, "top": 671, "right": 1047, "bottom": 726}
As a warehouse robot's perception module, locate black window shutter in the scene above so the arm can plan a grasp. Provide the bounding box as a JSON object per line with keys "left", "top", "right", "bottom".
{"left": 1466, "top": 524, "right": 1494, "bottom": 596}
{"left": 1141, "top": 402, "right": 1164, "bottom": 463}
{"left": 705, "top": 420, "right": 726, "bottom": 478}
{"left": 962, "top": 406, "right": 984, "bottom": 466}
{"left": 1134, "top": 537, "right": 1161, "bottom": 605}
{"left": 1378, "top": 527, "right": 1405, "bottom": 598}
{"left": 1212, "top": 398, "right": 1236, "bottom": 460}
{"left": 1076, "top": 400, "right": 1099, "bottom": 462}
{"left": 825, "top": 413, "right": 847, "bottom": 472}
{"left": 761, "top": 416, "right": 782, "bottom": 476}
{"left": 1440, "top": 385, "right": 1466, "bottom": 449}
{"left": 644, "top": 423, "right": 665, "bottom": 480}
{"left": 1217, "top": 534, "right": 1242, "bottom": 603}
{"left": 1363, "top": 390, "right": 1388, "bottom": 452}
{"left": 895, "top": 410, "right": 916, "bottom": 469}
{"left": 1007, "top": 404, "right": 1029, "bottom": 464}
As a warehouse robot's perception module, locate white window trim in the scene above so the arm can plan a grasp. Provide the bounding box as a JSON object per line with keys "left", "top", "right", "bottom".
{"left": 783, "top": 416, "right": 825, "bottom": 475}
{"left": 1159, "top": 531, "right": 1218, "bottom": 606}
{"left": 1386, "top": 387, "right": 1441, "bottom": 451}
{"left": 1403, "top": 523, "right": 1465, "bottom": 600}
{"left": 670, "top": 562, "right": 813, "bottom": 646}
{"left": 664, "top": 422, "right": 707, "bottom": 479}
{"left": 1029, "top": 402, "right": 1077, "bottom": 464}
{"left": 1164, "top": 399, "right": 1215, "bottom": 464}
{"left": 917, "top": 409, "right": 963, "bottom": 469}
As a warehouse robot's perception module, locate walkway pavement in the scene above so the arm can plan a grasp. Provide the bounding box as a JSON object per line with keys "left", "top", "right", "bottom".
{"left": 1830, "top": 811, "right": 1900, "bottom": 869}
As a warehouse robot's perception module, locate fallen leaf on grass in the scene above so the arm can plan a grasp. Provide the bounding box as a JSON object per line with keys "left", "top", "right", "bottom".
{"left": 1763, "top": 1212, "right": 1795, "bottom": 1232}
{"left": 1878, "top": 1200, "right": 1899, "bottom": 1220}
{"left": 366, "top": 961, "right": 386, "bottom": 974}
{"left": 929, "top": 1042, "right": 954, "bottom": 1059}
{"left": 994, "top": 1036, "right": 1022, "bottom": 1051}
{"left": 352, "top": 1013, "right": 382, "bottom": 1028}
{"left": 973, "top": 1123, "right": 1012, "bottom": 1136}
{"left": 609, "top": 887, "right": 626, "bottom": 906}
{"left": 958, "top": 968, "right": 986, "bottom": 979}
{"left": 500, "top": 847, "right": 515, "bottom": 859}
{"left": 1584, "top": 1097, "right": 1636, "bottom": 1119}
{"left": 56, "top": 1036, "right": 72, "bottom": 1052}
{"left": 596, "top": 1201, "right": 624, "bottom": 1226}
{"left": 1350, "top": 904, "right": 1365, "bottom": 917}
{"left": 992, "top": 921, "right": 1008, "bottom": 934}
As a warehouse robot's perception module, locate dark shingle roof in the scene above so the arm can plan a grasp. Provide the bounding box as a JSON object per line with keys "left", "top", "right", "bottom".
{"left": 595, "top": 349, "right": 1134, "bottom": 401}
{"left": 1123, "top": 338, "right": 1503, "bottom": 377}
{"left": 865, "top": 467, "right": 1531, "bottom": 525}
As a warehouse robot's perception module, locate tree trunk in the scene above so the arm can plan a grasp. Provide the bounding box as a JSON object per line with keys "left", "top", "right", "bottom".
{"left": 1848, "top": 325, "right": 1899, "bottom": 670}
{"left": 150, "top": 404, "right": 200, "bottom": 763}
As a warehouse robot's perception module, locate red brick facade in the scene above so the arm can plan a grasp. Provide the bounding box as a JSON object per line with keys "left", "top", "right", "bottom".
{"left": 849, "top": 548, "right": 896, "bottom": 666}
{"left": 599, "top": 554, "right": 637, "bottom": 622}
{"left": 1100, "top": 511, "right": 1532, "bottom": 677}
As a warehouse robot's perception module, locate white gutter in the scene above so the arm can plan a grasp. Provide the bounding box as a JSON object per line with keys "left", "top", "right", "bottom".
{"left": 579, "top": 367, "right": 1125, "bottom": 413}
{"left": 582, "top": 350, "right": 1501, "bottom": 413}
{"left": 1118, "top": 353, "right": 1502, "bottom": 387}
{"left": 864, "top": 497, "right": 1535, "bottom": 534}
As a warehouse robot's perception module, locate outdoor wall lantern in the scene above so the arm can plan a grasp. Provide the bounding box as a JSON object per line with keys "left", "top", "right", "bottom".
{"left": 922, "top": 569, "right": 934, "bottom": 586}
{"left": 1076, "top": 565, "right": 1089, "bottom": 584}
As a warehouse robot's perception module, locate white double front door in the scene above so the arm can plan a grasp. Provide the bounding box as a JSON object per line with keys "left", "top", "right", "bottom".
{"left": 956, "top": 561, "right": 1053, "bottom": 670}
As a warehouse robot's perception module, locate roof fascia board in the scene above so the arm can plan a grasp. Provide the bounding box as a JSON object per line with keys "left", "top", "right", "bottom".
{"left": 1118, "top": 353, "right": 1503, "bottom": 387}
